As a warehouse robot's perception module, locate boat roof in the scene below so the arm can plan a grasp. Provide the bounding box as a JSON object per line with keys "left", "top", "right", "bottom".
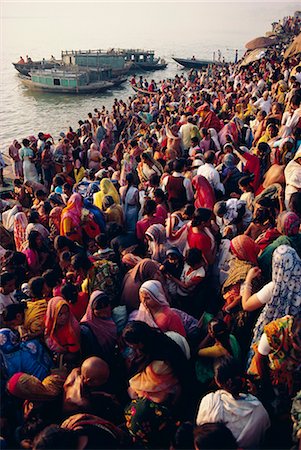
{"left": 30, "top": 66, "right": 111, "bottom": 77}
{"left": 62, "top": 48, "right": 155, "bottom": 57}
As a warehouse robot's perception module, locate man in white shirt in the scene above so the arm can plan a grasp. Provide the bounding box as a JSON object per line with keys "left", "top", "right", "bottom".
{"left": 196, "top": 356, "right": 270, "bottom": 449}
{"left": 254, "top": 91, "right": 272, "bottom": 115}
{"left": 179, "top": 116, "right": 199, "bottom": 152}
{"left": 197, "top": 151, "right": 225, "bottom": 195}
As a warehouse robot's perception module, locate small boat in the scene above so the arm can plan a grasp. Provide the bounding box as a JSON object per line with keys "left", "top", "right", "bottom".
{"left": 172, "top": 57, "right": 222, "bottom": 69}
{"left": 132, "top": 59, "right": 167, "bottom": 71}
{"left": 19, "top": 67, "right": 116, "bottom": 94}
{"left": 131, "top": 85, "right": 159, "bottom": 95}
{"left": 13, "top": 60, "right": 61, "bottom": 76}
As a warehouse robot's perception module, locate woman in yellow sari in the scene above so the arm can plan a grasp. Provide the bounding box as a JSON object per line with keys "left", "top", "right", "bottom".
{"left": 93, "top": 178, "right": 120, "bottom": 210}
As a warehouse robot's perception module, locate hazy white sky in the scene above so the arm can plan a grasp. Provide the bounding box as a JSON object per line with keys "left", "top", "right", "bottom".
{"left": 1, "top": 1, "right": 300, "bottom": 59}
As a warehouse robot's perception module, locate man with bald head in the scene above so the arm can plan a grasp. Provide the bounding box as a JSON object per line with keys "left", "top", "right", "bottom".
{"left": 63, "top": 357, "right": 123, "bottom": 423}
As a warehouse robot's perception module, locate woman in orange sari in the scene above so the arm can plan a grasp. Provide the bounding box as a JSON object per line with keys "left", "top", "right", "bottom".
{"left": 45, "top": 297, "right": 80, "bottom": 365}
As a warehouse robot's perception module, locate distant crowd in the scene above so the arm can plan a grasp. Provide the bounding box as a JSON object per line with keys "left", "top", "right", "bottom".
{"left": 0, "top": 12, "right": 301, "bottom": 450}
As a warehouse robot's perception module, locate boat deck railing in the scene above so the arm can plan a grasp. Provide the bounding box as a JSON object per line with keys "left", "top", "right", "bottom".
{"left": 30, "top": 65, "right": 111, "bottom": 77}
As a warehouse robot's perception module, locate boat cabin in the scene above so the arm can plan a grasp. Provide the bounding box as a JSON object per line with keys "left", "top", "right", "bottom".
{"left": 61, "top": 50, "right": 125, "bottom": 71}
{"left": 117, "top": 49, "right": 157, "bottom": 64}
{"left": 30, "top": 67, "right": 112, "bottom": 87}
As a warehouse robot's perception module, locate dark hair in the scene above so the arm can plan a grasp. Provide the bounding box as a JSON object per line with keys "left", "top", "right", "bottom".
{"left": 208, "top": 319, "right": 233, "bottom": 355}
{"left": 171, "top": 422, "right": 194, "bottom": 449}
{"left": 43, "top": 269, "right": 61, "bottom": 289}
{"left": 22, "top": 138, "right": 30, "bottom": 147}
{"left": 122, "top": 321, "right": 188, "bottom": 382}
{"left": 53, "top": 175, "right": 64, "bottom": 187}
{"left": 0, "top": 271, "right": 16, "bottom": 286}
{"left": 71, "top": 253, "right": 92, "bottom": 272}
{"left": 61, "top": 282, "right": 78, "bottom": 304}
{"left": 289, "top": 192, "right": 301, "bottom": 216}
{"left": 149, "top": 173, "right": 160, "bottom": 187}
{"left": 91, "top": 292, "right": 110, "bottom": 310}
{"left": 214, "top": 356, "right": 243, "bottom": 396}
{"left": 143, "top": 199, "right": 157, "bottom": 216}
{"left": 28, "top": 276, "right": 45, "bottom": 298}
{"left": 191, "top": 208, "right": 211, "bottom": 227}
{"left": 204, "top": 151, "right": 215, "bottom": 164}
{"left": 154, "top": 188, "right": 165, "bottom": 200}
{"left": 185, "top": 248, "right": 203, "bottom": 267}
{"left": 33, "top": 424, "right": 77, "bottom": 450}
{"left": 182, "top": 204, "right": 195, "bottom": 217}
{"left": 95, "top": 233, "right": 108, "bottom": 248}
{"left": 3, "top": 303, "right": 27, "bottom": 322}
{"left": 54, "top": 236, "right": 80, "bottom": 253}
{"left": 28, "top": 231, "right": 41, "bottom": 250}
{"left": 173, "top": 159, "right": 185, "bottom": 173}
{"left": 126, "top": 173, "right": 134, "bottom": 184}
{"left": 63, "top": 182, "right": 71, "bottom": 191}
{"left": 194, "top": 423, "right": 237, "bottom": 449}
{"left": 28, "top": 210, "right": 40, "bottom": 223}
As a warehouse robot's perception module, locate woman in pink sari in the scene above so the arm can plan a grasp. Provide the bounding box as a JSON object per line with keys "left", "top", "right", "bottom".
{"left": 192, "top": 175, "right": 215, "bottom": 210}
{"left": 60, "top": 193, "right": 83, "bottom": 243}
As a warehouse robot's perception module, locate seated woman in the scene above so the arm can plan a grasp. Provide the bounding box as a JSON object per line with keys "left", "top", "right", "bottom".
{"left": 249, "top": 315, "right": 301, "bottom": 402}
{"left": 102, "top": 195, "right": 124, "bottom": 226}
{"left": 44, "top": 297, "right": 80, "bottom": 367}
{"left": 93, "top": 178, "right": 120, "bottom": 211}
{"left": 80, "top": 291, "right": 117, "bottom": 362}
{"left": 244, "top": 245, "right": 301, "bottom": 357}
{"left": 120, "top": 258, "right": 164, "bottom": 313}
{"left": 160, "top": 247, "right": 184, "bottom": 296}
{"left": 196, "top": 356, "right": 270, "bottom": 449}
{"left": 222, "top": 235, "right": 260, "bottom": 314}
{"left": 244, "top": 196, "right": 279, "bottom": 243}
{"left": 23, "top": 230, "right": 52, "bottom": 277}
{"left": 145, "top": 224, "right": 170, "bottom": 263}
{"left": 137, "top": 152, "right": 163, "bottom": 188}
{"left": 0, "top": 328, "right": 53, "bottom": 381}
{"left": 195, "top": 319, "right": 240, "bottom": 385}
{"left": 122, "top": 321, "right": 188, "bottom": 406}
{"left": 129, "top": 280, "right": 186, "bottom": 336}
{"left": 168, "top": 248, "right": 206, "bottom": 317}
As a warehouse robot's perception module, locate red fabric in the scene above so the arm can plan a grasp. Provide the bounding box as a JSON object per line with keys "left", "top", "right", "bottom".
{"left": 256, "top": 228, "right": 281, "bottom": 250}
{"left": 136, "top": 216, "right": 164, "bottom": 242}
{"left": 187, "top": 228, "right": 211, "bottom": 261}
{"left": 230, "top": 235, "right": 260, "bottom": 265}
{"left": 166, "top": 176, "right": 187, "bottom": 204}
{"left": 69, "top": 292, "right": 89, "bottom": 321}
{"left": 242, "top": 152, "right": 261, "bottom": 192}
{"left": 155, "top": 204, "right": 168, "bottom": 221}
{"left": 192, "top": 175, "right": 215, "bottom": 210}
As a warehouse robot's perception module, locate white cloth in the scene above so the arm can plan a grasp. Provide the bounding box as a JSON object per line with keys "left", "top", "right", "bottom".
{"left": 284, "top": 146, "right": 301, "bottom": 206}
{"left": 256, "top": 281, "right": 274, "bottom": 305}
{"left": 197, "top": 163, "right": 225, "bottom": 194}
{"left": 196, "top": 390, "right": 270, "bottom": 449}
{"left": 257, "top": 332, "right": 271, "bottom": 356}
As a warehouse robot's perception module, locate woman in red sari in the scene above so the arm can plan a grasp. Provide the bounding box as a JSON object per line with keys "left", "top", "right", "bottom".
{"left": 192, "top": 175, "right": 215, "bottom": 210}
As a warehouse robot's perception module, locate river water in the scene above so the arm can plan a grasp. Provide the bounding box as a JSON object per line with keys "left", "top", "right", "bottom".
{"left": 1, "top": 2, "right": 298, "bottom": 153}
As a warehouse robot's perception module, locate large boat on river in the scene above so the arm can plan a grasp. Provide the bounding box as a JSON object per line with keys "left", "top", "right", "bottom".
{"left": 172, "top": 57, "right": 222, "bottom": 69}
{"left": 19, "top": 66, "right": 126, "bottom": 94}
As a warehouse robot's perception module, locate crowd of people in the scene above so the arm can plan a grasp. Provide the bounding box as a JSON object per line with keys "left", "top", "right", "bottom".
{"left": 0, "top": 13, "right": 301, "bottom": 450}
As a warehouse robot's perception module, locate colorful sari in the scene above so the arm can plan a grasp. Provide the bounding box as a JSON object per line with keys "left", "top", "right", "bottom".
{"left": 80, "top": 290, "right": 117, "bottom": 356}
{"left": 45, "top": 297, "right": 80, "bottom": 354}
{"left": 192, "top": 175, "right": 215, "bottom": 210}
{"left": 60, "top": 193, "right": 83, "bottom": 242}
{"left": 251, "top": 245, "right": 301, "bottom": 349}
{"left": 7, "top": 371, "right": 64, "bottom": 401}
{"left": 93, "top": 178, "right": 120, "bottom": 210}
{"left": 14, "top": 212, "right": 28, "bottom": 252}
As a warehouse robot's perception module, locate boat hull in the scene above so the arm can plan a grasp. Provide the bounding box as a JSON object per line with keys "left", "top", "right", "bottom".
{"left": 13, "top": 62, "right": 60, "bottom": 76}
{"left": 19, "top": 75, "right": 115, "bottom": 94}
{"left": 131, "top": 85, "right": 159, "bottom": 95}
{"left": 172, "top": 57, "right": 221, "bottom": 69}
{"left": 129, "top": 62, "right": 167, "bottom": 71}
